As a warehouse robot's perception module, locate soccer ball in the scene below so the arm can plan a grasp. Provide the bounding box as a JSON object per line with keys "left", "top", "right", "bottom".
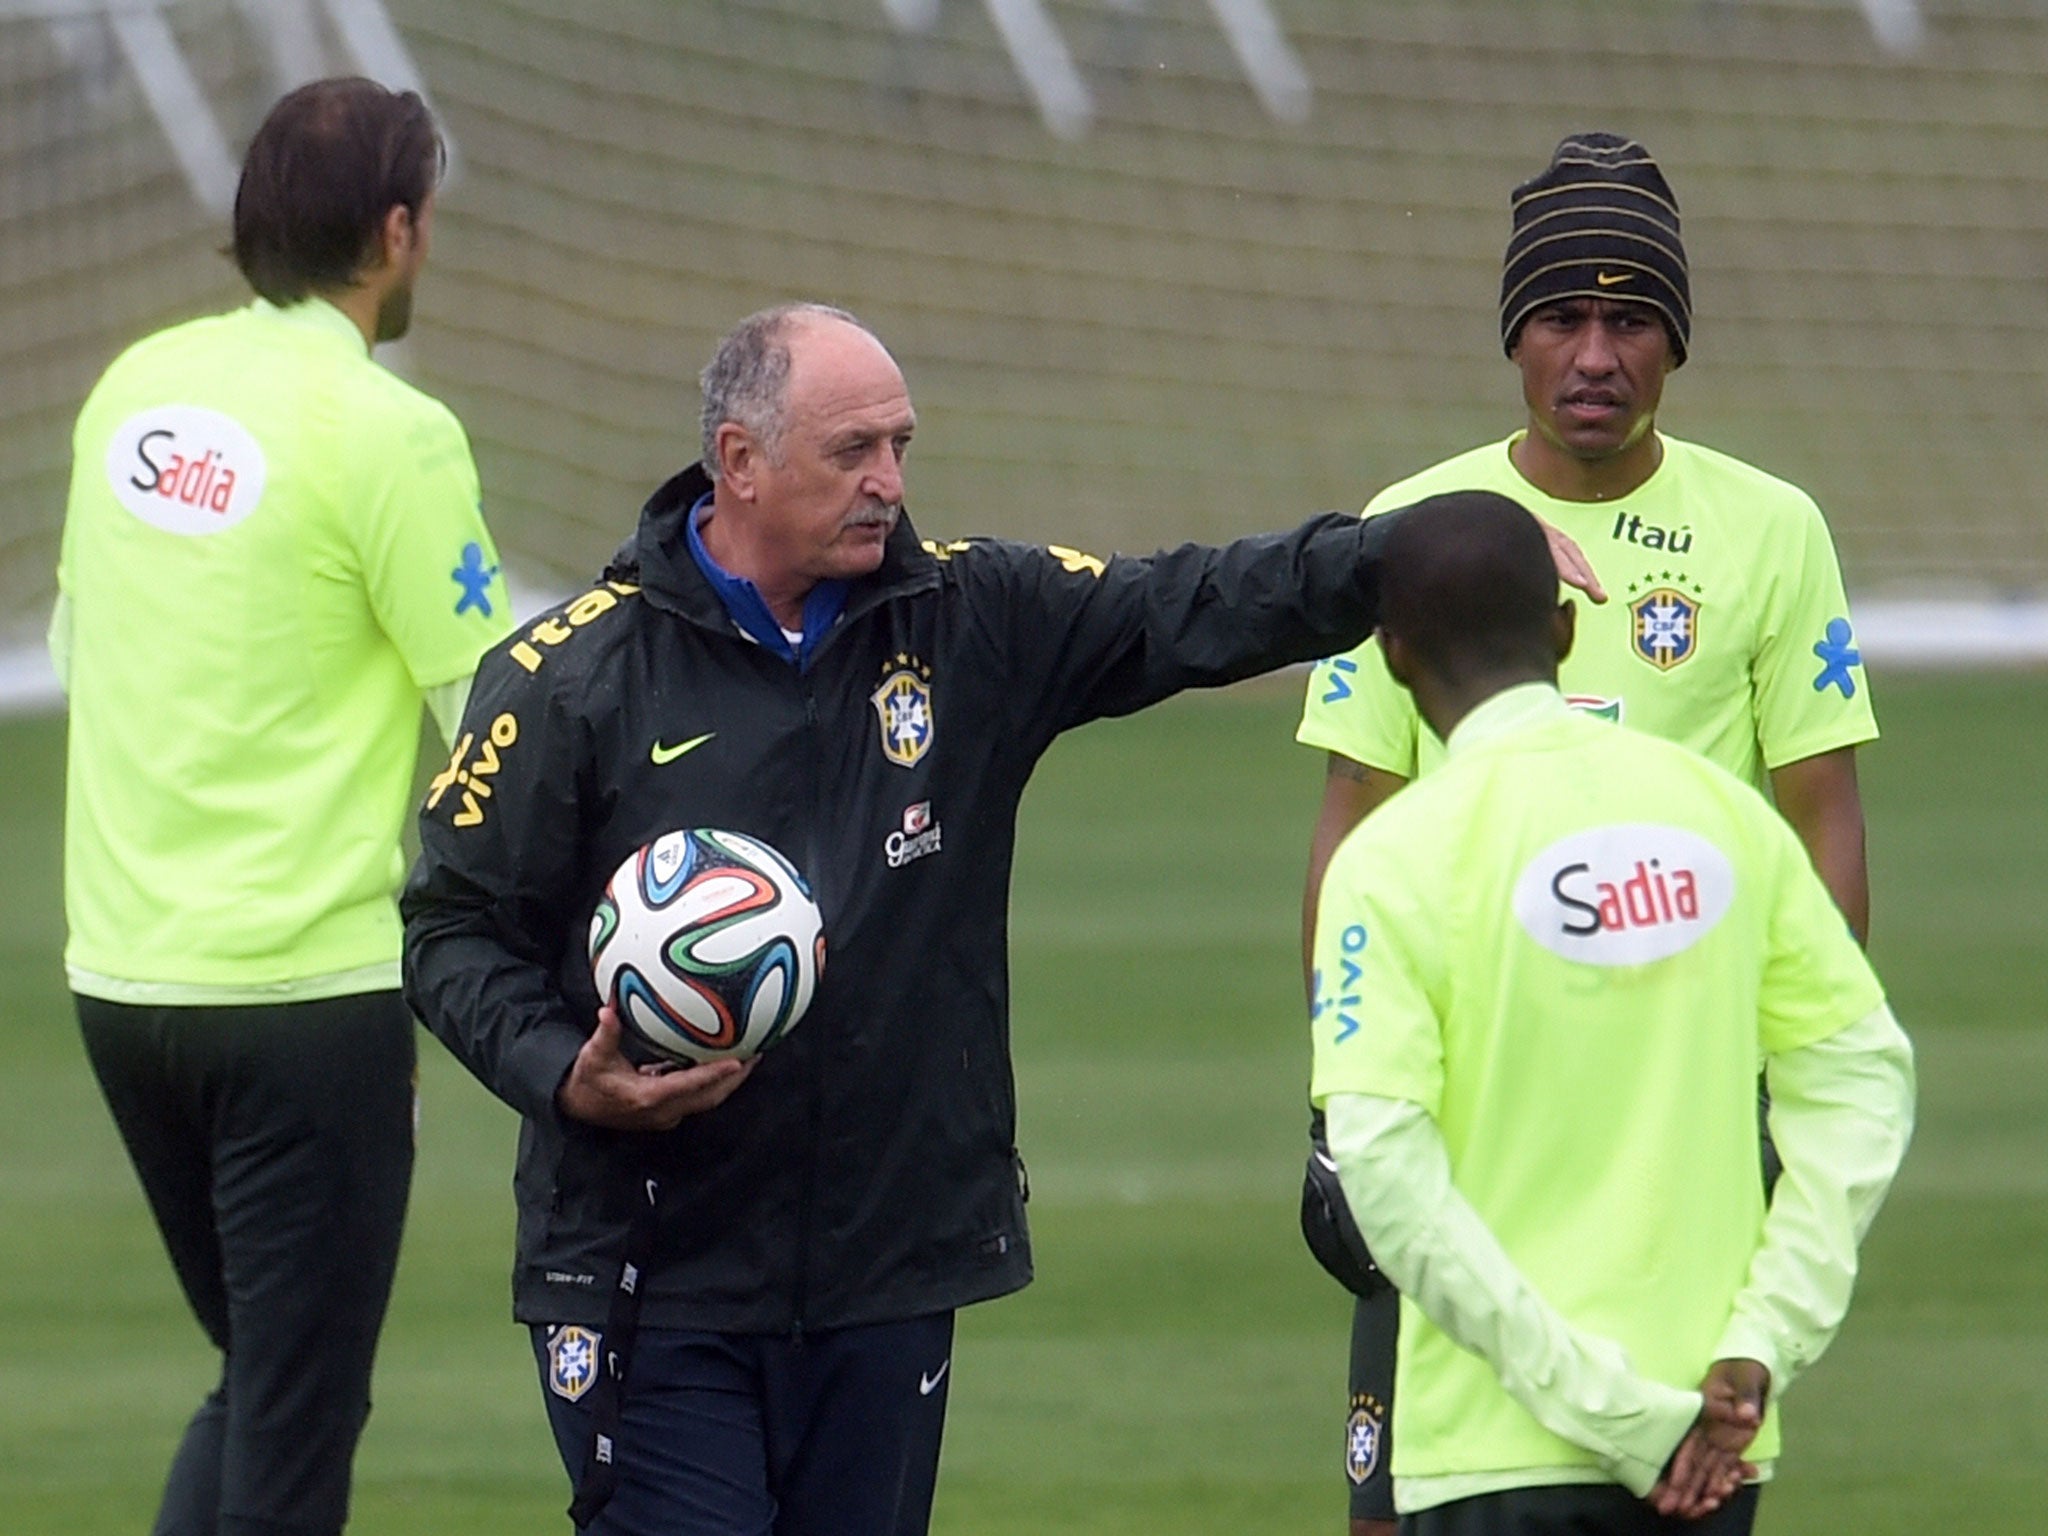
{"left": 588, "top": 829, "right": 825, "bottom": 1065}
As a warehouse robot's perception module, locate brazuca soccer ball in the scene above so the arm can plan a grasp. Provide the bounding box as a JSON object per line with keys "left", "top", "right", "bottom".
{"left": 588, "top": 829, "right": 825, "bottom": 1065}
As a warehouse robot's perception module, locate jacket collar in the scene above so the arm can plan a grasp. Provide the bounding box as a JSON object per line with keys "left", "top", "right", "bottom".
{"left": 251, "top": 296, "right": 369, "bottom": 357}
{"left": 604, "top": 463, "right": 942, "bottom": 638}
{"left": 1444, "top": 681, "right": 1572, "bottom": 757}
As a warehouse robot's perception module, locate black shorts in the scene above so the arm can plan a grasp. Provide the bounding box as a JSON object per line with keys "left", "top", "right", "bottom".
{"left": 1402, "top": 1481, "right": 1759, "bottom": 1535}
{"left": 535, "top": 1313, "right": 956, "bottom": 1536}
{"left": 1345, "top": 1283, "right": 1401, "bottom": 1523}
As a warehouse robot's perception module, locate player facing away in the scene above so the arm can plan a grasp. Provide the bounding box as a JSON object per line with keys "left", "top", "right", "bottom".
{"left": 1295, "top": 132, "right": 1878, "bottom": 1536}
{"left": 52, "top": 80, "right": 510, "bottom": 1536}
{"left": 1309, "top": 490, "right": 1914, "bottom": 1535}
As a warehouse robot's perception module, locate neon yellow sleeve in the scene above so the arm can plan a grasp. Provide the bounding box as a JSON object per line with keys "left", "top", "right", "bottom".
{"left": 47, "top": 592, "right": 72, "bottom": 696}
{"left": 1751, "top": 496, "right": 1878, "bottom": 769}
{"left": 51, "top": 475, "right": 79, "bottom": 695}
{"left": 1297, "top": 636, "right": 1425, "bottom": 774}
{"left": 1297, "top": 494, "right": 1430, "bottom": 770}
{"left": 1325, "top": 1093, "right": 1702, "bottom": 1496}
{"left": 1756, "top": 814, "right": 1888, "bottom": 1054}
{"left": 424, "top": 672, "right": 476, "bottom": 748}
{"left": 1715, "top": 1004, "right": 1915, "bottom": 1387}
{"left": 354, "top": 398, "right": 513, "bottom": 689}
{"left": 1308, "top": 829, "right": 1446, "bottom": 1110}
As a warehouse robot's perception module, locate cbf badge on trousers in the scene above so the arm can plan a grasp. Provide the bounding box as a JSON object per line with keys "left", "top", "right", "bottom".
{"left": 871, "top": 655, "right": 934, "bottom": 768}
{"left": 1346, "top": 1392, "right": 1386, "bottom": 1484}
{"left": 547, "top": 1325, "right": 602, "bottom": 1402}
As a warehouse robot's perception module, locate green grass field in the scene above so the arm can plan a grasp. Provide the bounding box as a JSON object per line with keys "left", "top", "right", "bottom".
{"left": 3, "top": 673, "right": 2044, "bottom": 1532}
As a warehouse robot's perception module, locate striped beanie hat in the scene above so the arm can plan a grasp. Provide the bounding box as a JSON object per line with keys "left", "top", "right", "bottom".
{"left": 1499, "top": 132, "right": 1691, "bottom": 365}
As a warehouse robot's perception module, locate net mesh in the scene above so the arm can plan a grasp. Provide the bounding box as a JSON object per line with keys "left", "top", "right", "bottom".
{"left": 6, "top": 0, "right": 2048, "bottom": 642}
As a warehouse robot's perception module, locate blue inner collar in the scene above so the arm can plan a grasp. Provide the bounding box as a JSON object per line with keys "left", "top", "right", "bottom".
{"left": 685, "top": 494, "right": 849, "bottom": 669}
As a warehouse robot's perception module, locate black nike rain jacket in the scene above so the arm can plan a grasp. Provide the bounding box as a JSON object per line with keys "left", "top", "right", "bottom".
{"left": 402, "top": 463, "right": 1400, "bottom": 1333}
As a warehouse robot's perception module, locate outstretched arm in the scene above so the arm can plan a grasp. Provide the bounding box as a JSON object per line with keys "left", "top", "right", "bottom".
{"left": 1006, "top": 507, "right": 1608, "bottom": 743}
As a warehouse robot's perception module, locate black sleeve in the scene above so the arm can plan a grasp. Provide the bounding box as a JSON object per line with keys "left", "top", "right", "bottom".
{"left": 401, "top": 642, "right": 592, "bottom": 1125}
{"left": 985, "top": 509, "right": 1403, "bottom": 743}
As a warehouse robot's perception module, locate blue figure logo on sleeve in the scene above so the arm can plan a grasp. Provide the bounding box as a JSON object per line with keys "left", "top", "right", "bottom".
{"left": 1812, "top": 617, "right": 1862, "bottom": 698}
{"left": 1320, "top": 656, "right": 1358, "bottom": 706}
{"left": 453, "top": 541, "right": 500, "bottom": 617}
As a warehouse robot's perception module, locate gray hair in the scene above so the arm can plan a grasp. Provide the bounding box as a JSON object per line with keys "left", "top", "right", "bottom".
{"left": 698, "top": 302, "right": 869, "bottom": 480}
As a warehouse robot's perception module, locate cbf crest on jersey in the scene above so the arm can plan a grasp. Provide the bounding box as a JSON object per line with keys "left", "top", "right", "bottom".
{"left": 546, "top": 1325, "right": 601, "bottom": 1402}
{"left": 1628, "top": 580, "right": 1702, "bottom": 671}
{"left": 1345, "top": 1392, "right": 1387, "bottom": 1485}
{"left": 871, "top": 654, "right": 934, "bottom": 769}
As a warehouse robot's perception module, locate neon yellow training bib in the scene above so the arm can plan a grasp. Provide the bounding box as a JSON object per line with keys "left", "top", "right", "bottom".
{"left": 59, "top": 299, "right": 511, "bottom": 992}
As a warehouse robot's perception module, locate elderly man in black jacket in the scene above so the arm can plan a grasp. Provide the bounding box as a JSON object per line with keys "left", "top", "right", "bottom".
{"left": 403, "top": 302, "right": 1601, "bottom": 1536}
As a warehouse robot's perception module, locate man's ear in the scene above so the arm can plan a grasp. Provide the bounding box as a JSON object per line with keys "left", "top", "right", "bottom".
{"left": 1553, "top": 600, "right": 1576, "bottom": 666}
{"left": 373, "top": 203, "right": 415, "bottom": 272}
{"left": 714, "top": 422, "right": 761, "bottom": 502}
{"left": 1381, "top": 629, "right": 1414, "bottom": 692}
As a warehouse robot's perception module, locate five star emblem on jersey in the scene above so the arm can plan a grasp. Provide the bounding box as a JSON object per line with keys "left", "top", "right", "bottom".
{"left": 871, "top": 654, "right": 935, "bottom": 768}
{"left": 546, "top": 1325, "right": 601, "bottom": 1402}
{"left": 1626, "top": 572, "right": 1705, "bottom": 671}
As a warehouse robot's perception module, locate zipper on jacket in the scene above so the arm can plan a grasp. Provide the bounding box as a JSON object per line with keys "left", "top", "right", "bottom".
{"left": 789, "top": 669, "right": 825, "bottom": 1339}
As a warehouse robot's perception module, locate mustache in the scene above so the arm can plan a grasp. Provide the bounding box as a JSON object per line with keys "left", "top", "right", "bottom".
{"left": 843, "top": 499, "right": 900, "bottom": 530}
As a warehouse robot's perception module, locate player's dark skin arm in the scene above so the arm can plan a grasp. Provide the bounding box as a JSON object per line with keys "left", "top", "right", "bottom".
{"left": 1302, "top": 753, "right": 1411, "bottom": 1003}
{"left": 1770, "top": 746, "right": 1869, "bottom": 945}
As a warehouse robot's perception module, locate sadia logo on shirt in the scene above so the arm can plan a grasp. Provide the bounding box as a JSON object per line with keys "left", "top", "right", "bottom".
{"left": 1513, "top": 823, "right": 1735, "bottom": 966}
{"left": 104, "top": 404, "right": 267, "bottom": 535}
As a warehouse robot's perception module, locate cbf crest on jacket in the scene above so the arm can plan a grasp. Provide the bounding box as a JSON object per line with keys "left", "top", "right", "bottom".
{"left": 403, "top": 463, "right": 1402, "bottom": 1334}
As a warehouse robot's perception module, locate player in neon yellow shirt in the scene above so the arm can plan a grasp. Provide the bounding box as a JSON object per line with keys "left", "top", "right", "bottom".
{"left": 1310, "top": 491, "right": 1912, "bottom": 1534}
{"left": 1295, "top": 134, "right": 1878, "bottom": 1536}
{"left": 50, "top": 80, "right": 509, "bottom": 1536}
